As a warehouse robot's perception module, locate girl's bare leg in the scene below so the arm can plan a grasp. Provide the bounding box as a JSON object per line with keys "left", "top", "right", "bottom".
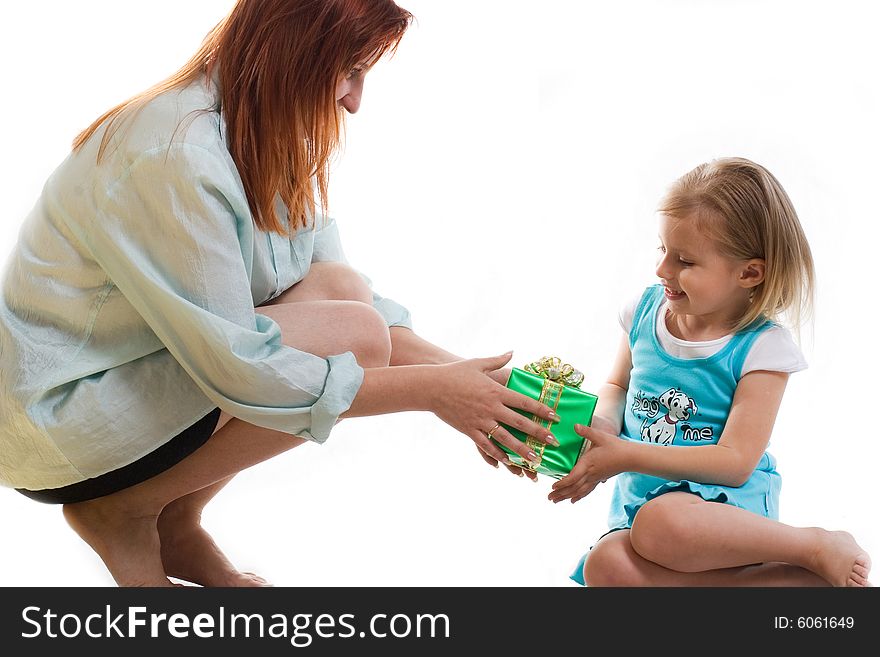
{"left": 583, "top": 529, "right": 829, "bottom": 587}
{"left": 625, "top": 492, "right": 870, "bottom": 587}
{"left": 64, "top": 263, "right": 391, "bottom": 586}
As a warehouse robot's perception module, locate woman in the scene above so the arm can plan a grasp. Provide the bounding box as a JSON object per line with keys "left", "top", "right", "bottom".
{"left": 0, "top": 0, "right": 555, "bottom": 587}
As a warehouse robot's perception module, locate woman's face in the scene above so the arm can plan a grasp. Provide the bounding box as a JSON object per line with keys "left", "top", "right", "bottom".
{"left": 336, "top": 68, "right": 365, "bottom": 114}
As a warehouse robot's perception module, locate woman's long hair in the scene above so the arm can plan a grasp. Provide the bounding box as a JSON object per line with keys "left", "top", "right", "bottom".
{"left": 73, "top": 0, "right": 412, "bottom": 234}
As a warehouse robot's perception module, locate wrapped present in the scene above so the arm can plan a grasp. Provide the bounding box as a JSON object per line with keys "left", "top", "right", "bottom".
{"left": 493, "top": 356, "right": 598, "bottom": 479}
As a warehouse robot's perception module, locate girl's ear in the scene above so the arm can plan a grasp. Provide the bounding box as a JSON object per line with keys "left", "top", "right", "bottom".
{"left": 739, "top": 258, "right": 766, "bottom": 289}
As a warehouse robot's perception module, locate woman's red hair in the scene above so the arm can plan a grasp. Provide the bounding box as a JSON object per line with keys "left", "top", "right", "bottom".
{"left": 73, "top": 0, "right": 413, "bottom": 234}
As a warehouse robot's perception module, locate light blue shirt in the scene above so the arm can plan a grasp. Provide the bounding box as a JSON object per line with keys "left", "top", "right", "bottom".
{"left": 0, "top": 75, "right": 411, "bottom": 490}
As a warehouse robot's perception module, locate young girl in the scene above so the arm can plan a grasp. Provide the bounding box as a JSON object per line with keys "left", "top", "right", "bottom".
{"left": 551, "top": 157, "right": 871, "bottom": 587}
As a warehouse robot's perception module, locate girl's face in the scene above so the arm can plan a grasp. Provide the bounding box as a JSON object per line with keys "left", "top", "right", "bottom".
{"left": 655, "top": 213, "right": 760, "bottom": 331}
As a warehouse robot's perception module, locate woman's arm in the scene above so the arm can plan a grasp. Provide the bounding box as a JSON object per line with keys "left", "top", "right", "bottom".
{"left": 340, "top": 354, "right": 559, "bottom": 468}
{"left": 367, "top": 329, "right": 535, "bottom": 476}
{"left": 310, "top": 222, "right": 540, "bottom": 470}
{"left": 388, "top": 326, "right": 510, "bottom": 384}
{"left": 549, "top": 370, "right": 790, "bottom": 502}
{"left": 389, "top": 326, "right": 462, "bottom": 365}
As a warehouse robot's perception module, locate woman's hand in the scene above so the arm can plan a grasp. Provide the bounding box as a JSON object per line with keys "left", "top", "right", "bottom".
{"left": 474, "top": 446, "right": 539, "bottom": 481}
{"left": 430, "top": 352, "right": 558, "bottom": 470}
{"left": 481, "top": 364, "right": 535, "bottom": 478}
{"left": 487, "top": 366, "right": 511, "bottom": 386}
{"left": 548, "top": 422, "right": 627, "bottom": 504}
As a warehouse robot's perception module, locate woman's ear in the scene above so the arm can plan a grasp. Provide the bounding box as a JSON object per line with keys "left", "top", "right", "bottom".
{"left": 739, "top": 258, "right": 765, "bottom": 289}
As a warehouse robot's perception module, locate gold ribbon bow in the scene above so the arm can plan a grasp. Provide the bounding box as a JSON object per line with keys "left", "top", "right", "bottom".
{"left": 524, "top": 356, "right": 584, "bottom": 389}
{"left": 517, "top": 356, "right": 584, "bottom": 471}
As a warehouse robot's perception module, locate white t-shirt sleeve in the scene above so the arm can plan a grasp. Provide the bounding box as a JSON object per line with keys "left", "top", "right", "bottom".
{"left": 741, "top": 326, "right": 808, "bottom": 375}
{"left": 618, "top": 290, "right": 646, "bottom": 334}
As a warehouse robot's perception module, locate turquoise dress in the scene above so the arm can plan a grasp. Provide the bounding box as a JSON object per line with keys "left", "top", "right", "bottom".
{"left": 571, "top": 285, "right": 781, "bottom": 585}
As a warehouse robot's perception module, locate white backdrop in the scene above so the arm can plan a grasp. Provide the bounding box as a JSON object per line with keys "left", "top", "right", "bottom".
{"left": 1, "top": 0, "right": 877, "bottom": 587}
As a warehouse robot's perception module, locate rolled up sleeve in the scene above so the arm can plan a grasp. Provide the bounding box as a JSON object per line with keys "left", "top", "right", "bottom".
{"left": 312, "top": 215, "right": 413, "bottom": 329}
{"left": 70, "top": 144, "right": 362, "bottom": 442}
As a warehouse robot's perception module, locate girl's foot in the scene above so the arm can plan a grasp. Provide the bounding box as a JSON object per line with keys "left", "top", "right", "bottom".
{"left": 63, "top": 501, "right": 172, "bottom": 587}
{"left": 158, "top": 515, "right": 271, "bottom": 587}
{"left": 809, "top": 530, "right": 871, "bottom": 587}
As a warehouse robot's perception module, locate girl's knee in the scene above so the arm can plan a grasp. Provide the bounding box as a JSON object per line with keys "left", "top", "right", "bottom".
{"left": 309, "top": 262, "right": 373, "bottom": 304}
{"left": 582, "top": 533, "right": 645, "bottom": 587}
{"left": 629, "top": 494, "right": 696, "bottom": 566}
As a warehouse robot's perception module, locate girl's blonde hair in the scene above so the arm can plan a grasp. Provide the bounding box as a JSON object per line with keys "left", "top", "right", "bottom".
{"left": 73, "top": 0, "right": 413, "bottom": 235}
{"left": 658, "top": 157, "right": 815, "bottom": 333}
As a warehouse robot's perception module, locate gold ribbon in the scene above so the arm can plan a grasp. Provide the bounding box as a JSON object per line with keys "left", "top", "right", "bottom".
{"left": 524, "top": 356, "right": 584, "bottom": 389}
{"left": 519, "top": 356, "right": 584, "bottom": 471}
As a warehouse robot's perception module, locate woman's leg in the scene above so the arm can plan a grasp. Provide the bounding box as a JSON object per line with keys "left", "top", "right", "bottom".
{"left": 65, "top": 263, "right": 391, "bottom": 586}
{"left": 153, "top": 262, "right": 384, "bottom": 587}
{"left": 151, "top": 264, "right": 387, "bottom": 586}
{"left": 63, "top": 410, "right": 311, "bottom": 586}
{"left": 158, "top": 476, "right": 271, "bottom": 587}
{"left": 583, "top": 529, "right": 829, "bottom": 587}
{"left": 625, "top": 492, "right": 871, "bottom": 587}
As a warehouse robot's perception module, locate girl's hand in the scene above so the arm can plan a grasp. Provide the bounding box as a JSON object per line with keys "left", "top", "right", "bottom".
{"left": 548, "top": 423, "right": 626, "bottom": 504}
{"left": 587, "top": 414, "right": 621, "bottom": 437}
{"left": 430, "top": 353, "right": 558, "bottom": 469}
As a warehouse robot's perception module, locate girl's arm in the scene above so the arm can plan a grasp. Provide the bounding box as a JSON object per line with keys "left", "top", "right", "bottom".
{"left": 549, "top": 360, "right": 789, "bottom": 503}
{"left": 621, "top": 370, "right": 789, "bottom": 486}
{"left": 590, "top": 333, "right": 633, "bottom": 436}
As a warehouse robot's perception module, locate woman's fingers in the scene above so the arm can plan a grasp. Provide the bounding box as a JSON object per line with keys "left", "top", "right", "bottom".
{"left": 475, "top": 445, "right": 537, "bottom": 481}
{"left": 472, "top": 429, "right": 510, "bottom": 464}
{"left": 477, "top": 351, "right": 514, "bottom": 373}
{"left": 502, "top": 388, "right": 559, "bottom": 429}
{"left": 499, "top": 458, "right": 538, "bottom": 480}
{"left": 476, "top": 446, "right": 500, "bottom": 469}
{"left": 496, "top": 406, "right": 557, "bottom": 448}
{"left": 487, "top": 366, "right": 512, "bottom": 386}
{"left": 504, "top": 462, "right": 524, "bottom": 477}
{"left": 484, "top": 423, "right": 542, "bottom": 466}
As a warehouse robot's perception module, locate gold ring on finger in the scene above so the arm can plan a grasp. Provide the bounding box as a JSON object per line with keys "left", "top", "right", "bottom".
{"left": 486, "top": 423, "right": 501, "bottom": 439}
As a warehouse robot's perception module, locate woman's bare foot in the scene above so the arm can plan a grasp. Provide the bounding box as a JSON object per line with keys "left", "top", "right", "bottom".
{"left": 158, "top": 511, "right": 270, "bottom": 587}
{"left": 63, "top": 500, "right": 172, "bottom": 587}
{"left": 808, "top": 529, "right": 871, "bottom": 587}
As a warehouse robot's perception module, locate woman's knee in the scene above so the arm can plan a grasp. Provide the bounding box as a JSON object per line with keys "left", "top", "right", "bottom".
{"left": 629, "top": 494, "right": 695, "bottom": 568}
{"left": 582, "top": 532, "right": 646, "bottom": 587}
{"left": 342, "top": 303, "right": 392, "bottom": 368}
{"left": 306, "top": 262, "right": 373, "bottom": 304}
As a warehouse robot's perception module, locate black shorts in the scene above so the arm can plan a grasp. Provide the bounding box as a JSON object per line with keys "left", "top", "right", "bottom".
{"left": 16, "top": 408, "right": 222, "bottom": 505}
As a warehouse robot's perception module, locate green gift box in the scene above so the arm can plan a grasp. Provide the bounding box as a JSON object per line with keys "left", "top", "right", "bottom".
{"left": 493, "top": 357, "right": 598, "bottom": 479}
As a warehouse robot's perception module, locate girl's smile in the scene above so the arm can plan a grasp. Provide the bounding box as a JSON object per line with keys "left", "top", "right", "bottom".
{"left": 663, "top": 286, "right": 686, "bottom": 301}
{"left": 656, "top": 212, "right": 764, "bottom": 339}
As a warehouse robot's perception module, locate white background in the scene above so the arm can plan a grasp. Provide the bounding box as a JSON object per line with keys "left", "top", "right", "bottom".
{"left": 1, "top": 0, "right": 877, "bottom": 587}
